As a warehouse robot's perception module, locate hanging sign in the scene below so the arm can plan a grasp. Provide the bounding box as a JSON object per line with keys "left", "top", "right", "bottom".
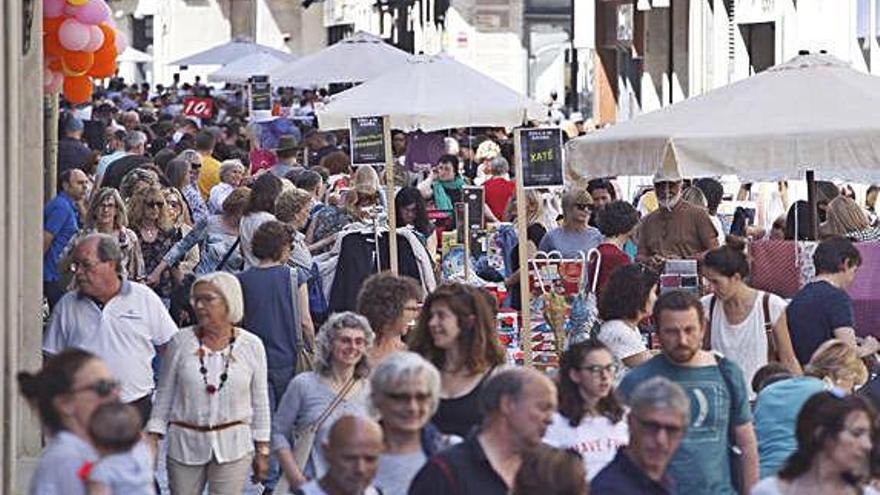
{"left": 519, "top": 127, "right": 565, "bottom": 188}
{"left": 350, "top": 115, "right": 387, "bottom": 166}
{"left": 182, "top": 96, "right": 214, "bottom": 119}
{"left": 249, "top": 75, "right": 272, "bottom": 112}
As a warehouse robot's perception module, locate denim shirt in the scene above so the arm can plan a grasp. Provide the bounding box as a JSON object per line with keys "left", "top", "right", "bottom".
{"left": 163, "top": 216, "right": 241, "bottom": 274}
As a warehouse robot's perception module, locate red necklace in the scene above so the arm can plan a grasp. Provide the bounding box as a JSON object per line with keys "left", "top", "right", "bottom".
{"left": 196, "top": 329, "right": 236, "bottom": 395}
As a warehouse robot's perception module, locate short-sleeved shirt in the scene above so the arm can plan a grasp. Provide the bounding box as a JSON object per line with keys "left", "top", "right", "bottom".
{"left": 374, "top": 450, "right": 428, "bottom": 495}
{"left": 543, "top": 412, "right": 629, "bottom": 480}
{"left": 597, "top": 319, "right": 648, "bottom": 383}
{"left": 43, "top": 280, "right": 178, "bottom": 402}
{"left": 591, "top": 448, "right": 674, "bottom": 495}
{"left": 538, "top": 226, "right": 603, "bottom": 258}
{"left": 787, "top": 280, "right": 854, "bottom": 365}
{"left": 197, "top": 154, "right": 222, "bottom": 199}
{"left": 408, "top": 434, "right": 508, "bottom": 495}
{"left": 43, "top": 192, "right": 80, "bottom": 282}
{"left": 88, "top": 442, "right": 154, "bottom": 495}
{"left": 636, "top": 201, "right": 718, "bottom": 259}
{"left": 702, "top": 291, "right": 787, "bottom": 399}
{"left": 617, "top": 354, "right": 752, "bottom": 495}
{"left": 29, "top": 431, "right": 97, "bottom": 495}
{"left": 754, "top": 376, "right": 827, "bottom": 478}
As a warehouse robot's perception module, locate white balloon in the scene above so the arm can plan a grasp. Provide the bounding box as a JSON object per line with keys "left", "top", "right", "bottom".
{"left": 83, "top": 25, "right": 105, "bottom": 52}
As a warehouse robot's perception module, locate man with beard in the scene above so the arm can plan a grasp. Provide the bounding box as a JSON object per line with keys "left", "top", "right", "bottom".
{"left": 618, "top": 290, "right": 758, "bottom": 495}
{"left": 408, "top": 368, "right": 557, "bottom": 495}
{"left": 636, "top": 164, "right": 718, "bottom": 271}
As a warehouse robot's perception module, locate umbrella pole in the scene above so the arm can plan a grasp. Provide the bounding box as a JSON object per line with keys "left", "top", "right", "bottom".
{"left": 514, "top": 129, "right": 532, "bottom": 368}
{"left": 806, "top": 170, "right": 818, "bottom": 240}
{"left": 383, "top": 116, "right": 398, "bottom": 275}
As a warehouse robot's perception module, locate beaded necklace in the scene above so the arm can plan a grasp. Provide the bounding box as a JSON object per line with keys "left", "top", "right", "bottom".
{"left": 196, "top": 328, "right": 236, "bottom": 395}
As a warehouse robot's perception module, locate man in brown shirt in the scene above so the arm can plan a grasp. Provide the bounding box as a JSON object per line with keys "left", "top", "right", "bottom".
{"left": 637, "top": 169, "right": 719, "bottom": 268}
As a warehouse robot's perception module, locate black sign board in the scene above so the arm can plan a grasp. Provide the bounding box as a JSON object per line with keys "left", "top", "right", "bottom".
{"left": 519, "top": 127, "right": 564, "bottom": 188}
{"left": 463, "top": 187, "right": 485, "bottom": 229}
{"left": 349, "top": 116, "right": 387, "bottom": 166}
{"left": 249, "top": 75, "right": 271, "bottom": 112}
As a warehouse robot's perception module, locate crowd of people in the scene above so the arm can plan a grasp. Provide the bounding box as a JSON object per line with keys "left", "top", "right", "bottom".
{"left": 26, "top": 79, "right": 880, "bottom": 495}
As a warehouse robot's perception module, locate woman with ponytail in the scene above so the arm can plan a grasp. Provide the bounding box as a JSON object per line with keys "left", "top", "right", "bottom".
{"left": 18, "top": 349, "right": 119, "bottom": 495}
{"left": 751, "top": 391, "right": 878, "bottom": 495}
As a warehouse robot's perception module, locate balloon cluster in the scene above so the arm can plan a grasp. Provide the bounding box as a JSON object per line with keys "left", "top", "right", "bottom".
{"left": 43, "top": 0, "right": 126, "bottom": 104}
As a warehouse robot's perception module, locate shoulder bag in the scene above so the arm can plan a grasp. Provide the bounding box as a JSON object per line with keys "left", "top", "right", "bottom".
{"left": 289, "top": 269, "right": 315, "bottom": 374}
{"left": 708, "top": 292, "right": 779, "bottom": 363}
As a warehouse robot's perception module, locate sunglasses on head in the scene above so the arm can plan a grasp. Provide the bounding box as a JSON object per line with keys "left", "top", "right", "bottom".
{"left": 70, "top": 379, "right": 119, "bottom": 397}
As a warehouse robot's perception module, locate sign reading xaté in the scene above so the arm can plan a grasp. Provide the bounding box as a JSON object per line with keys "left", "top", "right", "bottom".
{"left": 519, "top": 127, "right": 564, "bottom": 188}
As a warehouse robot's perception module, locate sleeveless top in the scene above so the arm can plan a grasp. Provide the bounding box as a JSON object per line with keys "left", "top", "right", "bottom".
{"left": 431, "top": 368, "right": 495, "bottom": 438}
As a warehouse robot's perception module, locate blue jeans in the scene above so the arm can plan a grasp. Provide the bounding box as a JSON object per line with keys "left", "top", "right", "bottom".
{"left": 264, "top": 366, "right": 296, "bottom": 491}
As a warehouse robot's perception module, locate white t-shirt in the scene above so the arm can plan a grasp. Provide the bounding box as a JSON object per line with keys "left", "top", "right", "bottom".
{"left": 701, "top": 291, "right": 787, "bottom": 400}
{"left": 710, "top": 215, "right": 726, "bottom": 246}
{"left": 240, "top": 211, "right": 276, "bottom": 270}
{"left": 543, "top": 412, "right": 629, "bottom": 480}
{"left": 597, "top": 319, "right": 648, "bottom": 383}
{"left": 43, "top": 281, "right": 178, "bottom": 402}
{"left": 299, "top": 479, "right": 381, "bottom": 495}
{"left": 750, "top": 476, "right": 880, "bottom": 495}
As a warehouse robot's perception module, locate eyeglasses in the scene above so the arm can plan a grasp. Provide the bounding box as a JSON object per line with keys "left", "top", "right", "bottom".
{"left": 70, "top": 259, "right": 104, "bottom": 273}
{"left": 146, "top": 201, "right": 165, "bottom": 209}
{"left": 70, "top": 379, "right": 119, "bottom": 397}
{"left": 574, "top": 203, "right": 593, "bottom": 212}
{"left": 633, "top": 415, "right": 685, "bottom": 438}
{"left": 190, "top": 294, "right": 223, "bottom": 305}
{"left": 386, "top": 391, "right": 432, "bottom": 403}
{"left": 335, "top": 336, "right": 367, "bottom": 347}
{"left": 577, "top": 363, "right": 619, "bottom": 375}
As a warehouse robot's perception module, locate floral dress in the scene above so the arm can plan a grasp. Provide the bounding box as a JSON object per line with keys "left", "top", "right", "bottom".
{"left": 140, "top": 228, "right": 183, "bottom": 302}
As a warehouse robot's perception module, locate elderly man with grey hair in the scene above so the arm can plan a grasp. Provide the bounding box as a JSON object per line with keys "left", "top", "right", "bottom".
{"left": 369, "top": 352, "right": 449, "bottom": 495}
{"left": 483, "top": 155, "right": 515, "bottom": 221}
{"left": 408, "top": 367, "right": 557, "bottom": 495}
{"left": 591, "top": 376, "right": 689, "bottom": 494}
{"left": 43, "top": 233, "right": 177, "bottom": 424}
{"left": 99, "top": 130, "right": 151, "bottom": 190}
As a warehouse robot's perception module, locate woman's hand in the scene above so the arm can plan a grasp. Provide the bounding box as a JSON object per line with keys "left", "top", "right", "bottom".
{"left": 251, "top": 446, "right": 270, "bottom": 482}
{"left": 144, "top": 432, "right": 162, "bottom": 469}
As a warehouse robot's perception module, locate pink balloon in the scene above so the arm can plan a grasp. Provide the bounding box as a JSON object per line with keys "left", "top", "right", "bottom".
{"left": 58, "top": 18, "right": 91, "bottom": 51}
{"left": 63, "top": 3, "right": 77, "bottom": 16}
{"left": 44, "top": 0, "right": 66, "bottom": 18}
{"left": 74, "top": 0, "right": 110, "bottom": 25}
{"left": 83, "top": 25, "right": 104, "bottom": 52}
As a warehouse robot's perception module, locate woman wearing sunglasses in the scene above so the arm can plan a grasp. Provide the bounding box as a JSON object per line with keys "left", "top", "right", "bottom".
{"left": 544, "top": 340, "right": 629, "bottom": 482}
{"left": 538, "top": 188, "right": 603, "bottom": 258}
{"left": 146, "top": 272, "right": 271, "bottom": 494}
{"left": 18, "top": 348, "right": 120, "bottom": 495}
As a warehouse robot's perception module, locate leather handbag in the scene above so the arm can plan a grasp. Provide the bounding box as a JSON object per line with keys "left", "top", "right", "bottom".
{"left": 289, "top": 270, "right": 315, "bottom": 374}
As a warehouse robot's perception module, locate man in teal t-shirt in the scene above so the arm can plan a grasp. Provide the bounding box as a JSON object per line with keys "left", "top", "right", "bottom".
{"left": 618, "top": 290, "right": 758, "bottom": 495}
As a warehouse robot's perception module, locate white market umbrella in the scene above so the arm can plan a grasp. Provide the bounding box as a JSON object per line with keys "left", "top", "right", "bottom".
{"left": 270, "top": 31, "right": 410, "bottom": 87}
{"left": 566, "top": 52, "right": 880, "bottom": 183}
{"left": 170, "top": 37, "right": 292, "bottom": 66}
{"left": 117, "top": 47, "right": 153, "bottom": 63}
{"left": 316, "top": 54, "right": 546, "bottom": 132}
{"left": 207, "top": 52, "right": 296, "bottom": 84}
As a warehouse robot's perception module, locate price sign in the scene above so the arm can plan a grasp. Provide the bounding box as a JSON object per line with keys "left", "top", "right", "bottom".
{"left": 519, "top": 127, "right": 564, "bottom": 189}
{"left": 350, "top": 116, "right": 387, "bottom": 166}
{"left": 182, "top": 96, "right": 214, "bottom": 119}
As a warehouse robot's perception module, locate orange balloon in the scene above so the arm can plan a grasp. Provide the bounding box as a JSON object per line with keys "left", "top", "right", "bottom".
{"left": 45, "top": 31, "right": 64, "bottom": 58}
{"left": 48, "top": 58, "right": 62, "bottom": 72}
{"left": 62, "top": 50, "right": 94, "bottom": 74}
{"left": 88, "top": 44, "right": 117, "bottom": 78}
{"left": 63, "top": 76, "right": 93, "bottom": 104}
{"left": 44, "top": 17, "right": 63, "bottom": 35}
{"left": 98, "top": 23, "right": 115, "bottom": 50}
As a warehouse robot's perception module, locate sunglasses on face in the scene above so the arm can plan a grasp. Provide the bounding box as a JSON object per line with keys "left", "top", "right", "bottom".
{"left": 574, "top": 203, "right": 593, "bottom": 212}
{"left": 190, "top": 162, "right": 202, "bottom": 169}
{"left": 146, "top": 201, "right": 165, "bottom": 209}
{"left": 70, "top": 379, "right": 119, "bottom": 397}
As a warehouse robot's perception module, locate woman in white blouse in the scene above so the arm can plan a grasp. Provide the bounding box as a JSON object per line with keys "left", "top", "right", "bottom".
{"left": 272, "top": 311, "right": 374, "bottom": 491}
{"left": 146, "top": 271, "right": 271, "bottom": 494}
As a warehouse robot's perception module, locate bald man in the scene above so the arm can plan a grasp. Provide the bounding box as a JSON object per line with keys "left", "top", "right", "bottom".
{"left": 295, "top": 415, "right": 384, "bottom": 495}
{"left": 409, "top": 368, "right": 557, "bottom": 495}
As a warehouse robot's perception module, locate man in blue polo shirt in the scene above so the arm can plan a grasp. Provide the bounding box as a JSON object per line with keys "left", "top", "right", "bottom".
{"left": 43, "top": 168, "right": 88, "bottom": 309}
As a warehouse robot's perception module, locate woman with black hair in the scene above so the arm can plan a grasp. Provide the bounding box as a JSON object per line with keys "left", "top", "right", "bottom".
{"left": 544, "top": 340, "right": 628, "bottom": 482}
{"left": 596, "top": 264, "right": 660, "bottom": 379}
{"left": 593, "top": 200, "right": 640, "bottom": 294}
{"left": 396, "top": 186, "right": 437, "bottom": 257}
{"left": 702, "top": 241, "right": 802, "bottom": 399}
{"left": 18, "top": 349, "right": 119, "bottom": 495}
{"left": 751, "top": 392, "right": 878, "bottom": 495}
{"left": 240, "top": 173, "right": 283, "bottom": 269}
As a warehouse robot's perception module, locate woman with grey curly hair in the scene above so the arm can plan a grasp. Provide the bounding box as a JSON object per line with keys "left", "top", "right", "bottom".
{"left": 271, "top": 311, "right": 374, "bottom": 490}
